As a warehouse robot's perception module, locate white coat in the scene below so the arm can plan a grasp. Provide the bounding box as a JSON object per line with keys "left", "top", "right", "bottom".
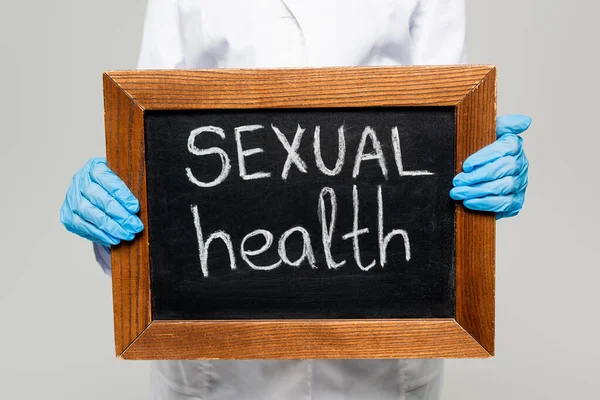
{"left": 96, "top": 0, "right": 467, "bottom": 398}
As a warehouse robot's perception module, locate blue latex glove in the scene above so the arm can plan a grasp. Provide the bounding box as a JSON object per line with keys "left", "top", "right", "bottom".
{"left": 60, "top": 157, "right": 144, "bottom": 246}
{"left": 450, "top": 114, "right": 531, "bottom": 219}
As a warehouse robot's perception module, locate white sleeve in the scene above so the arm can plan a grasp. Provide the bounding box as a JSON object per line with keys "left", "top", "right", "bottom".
{"left": 410, "top": 0, "right": 467, "bottom": 65}
{"left": 93, "top": 243, "right": 112, "bottom": 276}
{"left": 137, "top": 0, "right": 185, "bottom": 69}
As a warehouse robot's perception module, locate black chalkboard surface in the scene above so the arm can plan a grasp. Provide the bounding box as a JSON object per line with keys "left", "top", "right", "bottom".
{"left": 145, "top": 107, "right": 456, "bottom": 320}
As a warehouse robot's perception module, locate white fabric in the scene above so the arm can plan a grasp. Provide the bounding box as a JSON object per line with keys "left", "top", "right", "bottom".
{"left": 98, "top": 1, "right": 466, "bottom": 398}
{"left": 137, "top": 0, "right": 466, "bottom": 70}
{"left": 149, "top": 359, "right": 444, "bottom": 400}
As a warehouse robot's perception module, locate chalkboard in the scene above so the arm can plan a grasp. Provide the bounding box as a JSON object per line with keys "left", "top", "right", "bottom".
{"left": 145, "top": 108, "right": 456, "bottom": 320}
{"left": 104, "top": 66, "right": 496, "bottom": 359}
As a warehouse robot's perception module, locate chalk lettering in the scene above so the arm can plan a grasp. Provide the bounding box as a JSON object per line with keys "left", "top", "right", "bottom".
{"left": 271, "top": 123, "right": 308, "bottom": 180}
{"left": 191, "top": 204, "right": 237, "bottom": 277}
{"left": 314, "top": 125, "right": 346, "bottom": 176}
{"left": 352, "top": 126, "right": 388, "bottom": 180}
{"left": 278, "top": 226, "right": 317, "bottom": 269}
{"left": 184, "top": 122, "right": 431, "bottom": 276}
{"left": 391, "top": 127, "right": 434, "bottom": 177}
{"left": 241, "top": 229, "right": 281, "bottom": 271}
{"left": 342, "top": 185, "right": 376, "bottom": 271}
{"left": 318, "top": 187, "right": 346, "bottom": 269}
{"left": 377, "top": 185, "right": 411, "bottom": 264}
{"left": 186, "top": 126, "right": 231, "bottom": 188}
{"left": 234, "top": 124, "right": 271, "bottom": 180}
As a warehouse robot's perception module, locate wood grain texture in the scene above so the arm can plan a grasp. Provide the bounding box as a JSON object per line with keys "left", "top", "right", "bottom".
{"left": 455, "top": 68, "right": 497, "bottom": 356}
{"left": 105, "top": 65, "right": 494, "bottom": 110}
{"left": 120, "top": 320, "right": 490, "bottom": 360}
{"left": 103, "top": 74, "right": 152, "bottom": 356}
{"left": 103, "top": 66, "right": 497, "bottom": 359}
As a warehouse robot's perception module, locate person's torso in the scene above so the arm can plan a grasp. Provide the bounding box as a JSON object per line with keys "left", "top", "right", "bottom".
{"left": 176, "top": 0, "right": 418, "bottom": 68}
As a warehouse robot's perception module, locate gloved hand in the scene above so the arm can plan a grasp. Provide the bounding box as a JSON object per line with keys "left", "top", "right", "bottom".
{"left": 450, "top": 114, "right": 531, "bottom": 219}
{"left": 60, "top": 157, "right": 144, "bottom": 246}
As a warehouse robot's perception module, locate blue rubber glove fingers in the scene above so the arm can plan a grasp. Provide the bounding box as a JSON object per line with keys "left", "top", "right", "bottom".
{"left": 60, "top": 157, "right": 143, "bottom": 246}
{"left": 463, "top": 190, "right": 525, "bottom": 219}
{"left": 453, "top": 166, "right": 528, "bottom": 218}
{"left": 85, "top": 160, "right": 142, "bottom": 229}
{"left": 78, "top": 157, "right": 143, "bottom": 236}
{"left": 460, "top": 114, "right": 531, "bottom": 173}
{"left": 450, "top": 148, "right": 528, "bottom": 198}
{"left": 61, "top": 208, "right": 120, "bottom": 246}
{"left": 450, "top": 114, "right": 531, "bottom": 219}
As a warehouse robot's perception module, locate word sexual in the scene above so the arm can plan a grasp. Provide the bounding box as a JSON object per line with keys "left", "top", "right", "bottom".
{"left": 185, "top": 124, "right": 434, "bottom": 187}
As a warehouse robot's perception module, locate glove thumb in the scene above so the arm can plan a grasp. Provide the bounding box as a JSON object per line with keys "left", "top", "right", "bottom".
{"left": 496, "top": 114, "right": 532, "bottom": 138}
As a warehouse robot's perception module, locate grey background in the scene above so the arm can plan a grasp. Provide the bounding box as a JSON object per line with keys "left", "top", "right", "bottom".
{"left": 0, "top": 0, "right": 597, "bottom": 398}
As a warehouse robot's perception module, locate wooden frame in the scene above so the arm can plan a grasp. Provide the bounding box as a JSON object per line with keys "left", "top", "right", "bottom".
{"left": 103, "top": 66, "right": 496, "bottom": 360}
